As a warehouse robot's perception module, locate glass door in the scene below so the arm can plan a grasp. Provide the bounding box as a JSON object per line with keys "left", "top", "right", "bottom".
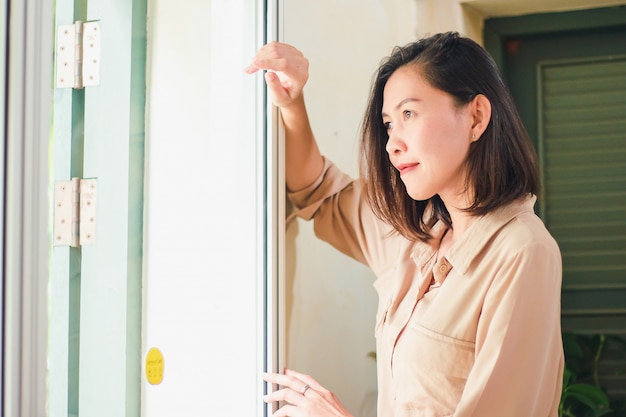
{"left": 4, "top": 0, "right": 282, "bottom": 414}
{"left": 47, "top": 0, "right": 282, "bottom": 416}
{"left": 140, "top": 1, "right": 283, "bottom": 415}
{"left": 49, "top": 0, "right": 146, "bottom": 416}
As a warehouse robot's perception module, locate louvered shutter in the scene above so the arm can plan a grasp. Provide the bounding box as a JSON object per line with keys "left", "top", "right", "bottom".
{"left": 538, "top": 55, "right": 626, "bottom": 398}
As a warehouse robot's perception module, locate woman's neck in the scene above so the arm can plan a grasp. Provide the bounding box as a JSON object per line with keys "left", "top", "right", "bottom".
{"left": 437, "top": 195, "right": 476, "bottom": 261}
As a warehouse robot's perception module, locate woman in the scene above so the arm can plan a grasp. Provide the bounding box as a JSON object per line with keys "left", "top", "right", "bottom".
{"left": 246, "top": 32, "right": 564, "bottom": 417}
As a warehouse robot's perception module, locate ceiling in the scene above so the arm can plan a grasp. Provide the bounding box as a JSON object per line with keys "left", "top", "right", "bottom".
{"left": 460, "top": 0, "right": 626, "bottom": 17}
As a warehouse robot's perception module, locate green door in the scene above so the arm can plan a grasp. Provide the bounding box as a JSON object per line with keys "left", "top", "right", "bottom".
{"left": 49, "top": 0, "right": 146, "bottom": 416}
{"left": 485, "top": 6, "right": 626, "bottom": 406}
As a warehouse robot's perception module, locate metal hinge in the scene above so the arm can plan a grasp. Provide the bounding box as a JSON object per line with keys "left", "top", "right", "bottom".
{"left": 56, "top": 21, "right": 101, "bottom": 89}
{"left": 53, "top": 178, "right": 98, "bottom": 247}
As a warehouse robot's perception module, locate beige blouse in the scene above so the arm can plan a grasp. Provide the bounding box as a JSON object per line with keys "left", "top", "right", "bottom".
{"left": 288, "top": 158, "right": 564, "bottom": 417}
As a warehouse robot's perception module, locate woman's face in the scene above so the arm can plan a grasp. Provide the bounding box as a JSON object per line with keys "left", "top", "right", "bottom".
{"left": 382, "top": 65, "right": 475, "bottom": 203}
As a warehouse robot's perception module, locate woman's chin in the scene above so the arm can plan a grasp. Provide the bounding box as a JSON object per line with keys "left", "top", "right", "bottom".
{"left": 406, "top": 190, "right": 435, "bottom": 202}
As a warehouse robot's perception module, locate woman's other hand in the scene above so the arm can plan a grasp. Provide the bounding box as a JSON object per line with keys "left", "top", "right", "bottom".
{"left": 245, "top": 42, "right": 309, "bottom": 109}
{"left": 264, "top": 369, "right": 353, "bottom": 417}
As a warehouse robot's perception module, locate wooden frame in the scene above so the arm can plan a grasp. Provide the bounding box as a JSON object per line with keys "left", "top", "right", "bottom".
{"left": 484, "top": 5, "right": 626, "bottom": 76}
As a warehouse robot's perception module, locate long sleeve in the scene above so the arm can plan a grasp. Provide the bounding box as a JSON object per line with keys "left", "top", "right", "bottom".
{"left": 287, "top": 157, "right": 403, "bottom": 275}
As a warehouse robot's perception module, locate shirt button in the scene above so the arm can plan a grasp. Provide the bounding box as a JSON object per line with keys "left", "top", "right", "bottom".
{"left": 439, "top": 264, "right": 448, "bottom": 272}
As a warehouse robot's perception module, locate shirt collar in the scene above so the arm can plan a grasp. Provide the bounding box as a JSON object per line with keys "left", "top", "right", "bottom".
{"left": 410, "top": 220, "right": 446, "bottom": 267}
{"left": 446, "top": 194, "right": 537, "bottom": 275}
{"left": 410, "top": 195, "right": 537, "bottom": 275}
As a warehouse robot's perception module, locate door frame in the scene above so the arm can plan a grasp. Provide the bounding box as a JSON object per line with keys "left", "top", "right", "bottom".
{"left": 484, "top": 5, "right": 626, "bottom": 77}
{"left": 2, "top": 0, "right": 54, "bottom": 416}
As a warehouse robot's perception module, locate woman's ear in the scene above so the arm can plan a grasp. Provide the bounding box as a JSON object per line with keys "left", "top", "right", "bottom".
{"left": 470, "top": 94, "right": 491, "bottom": 142}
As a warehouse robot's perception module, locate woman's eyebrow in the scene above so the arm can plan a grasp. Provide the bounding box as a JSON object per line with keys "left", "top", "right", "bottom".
{"left": 381, "top": 98, "right": 421, "bottom": 118}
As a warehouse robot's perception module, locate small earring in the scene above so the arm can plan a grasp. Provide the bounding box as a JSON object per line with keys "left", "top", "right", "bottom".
{"left": 472, "top": 133, "right": 476, "bottom": 140}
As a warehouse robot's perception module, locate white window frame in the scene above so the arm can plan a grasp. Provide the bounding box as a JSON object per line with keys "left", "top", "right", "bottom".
{"left": 2, "top": 0, "right": 53, "bottom": 416}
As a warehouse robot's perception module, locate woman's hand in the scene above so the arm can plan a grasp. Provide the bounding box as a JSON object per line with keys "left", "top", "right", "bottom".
{"left": 245, "top": 42, "right": 309, "bottom": 109}
{"left": 246, "top": 42, "right": 322, "bottom": 191}
{"left": 264, "top": 369, "right": 354, "bottom": 417}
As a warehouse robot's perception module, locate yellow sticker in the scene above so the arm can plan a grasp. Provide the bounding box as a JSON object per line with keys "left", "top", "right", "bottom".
{"left": 145, "top": 347, "right": 164, "bottom": 385}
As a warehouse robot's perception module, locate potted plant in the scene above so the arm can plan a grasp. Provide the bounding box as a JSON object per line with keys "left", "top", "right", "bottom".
{"left": 560, "top": 332, "right": 626, "bottom": 417}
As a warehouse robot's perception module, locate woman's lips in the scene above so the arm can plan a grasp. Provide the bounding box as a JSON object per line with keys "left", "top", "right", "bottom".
{"left": 397, "top": 162, "right": 419, "bottom": 176}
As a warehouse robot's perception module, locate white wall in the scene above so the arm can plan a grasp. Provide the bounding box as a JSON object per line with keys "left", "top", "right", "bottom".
{"left": 413, "top": 0, "right": 484, "bottom": 41}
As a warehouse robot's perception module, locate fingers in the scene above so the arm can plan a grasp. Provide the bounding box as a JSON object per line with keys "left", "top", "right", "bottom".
{"left": 263, "top": 371, "right": 316, "bottom": 402}
{"left": 247, "top": 42, "right": 308, "bottom": 76}
{"left": 284, "top": 368, "right": 325, "bottom": 391}
{"left": 264, "top": 71, "right": 290, "bottom": 105}
{"left": 245, "top": 42, "right": 309, "bottom": 109}
{"left": 263, "top": 370, "right": 353, "bottom": 417}
{"left": 263, "top": 371, "right": 309, "bottom": 393}
{"left": 245, "top": 42, "right": 309, "bottom": 108}
{"left": 264, "top": 386, "right": 307, "bottom": 406}
{"left": 263, "top": 372, "right": 311, "bottom": 415}
{"left": 271, "top": 404, "right": 301, "bottom": 417}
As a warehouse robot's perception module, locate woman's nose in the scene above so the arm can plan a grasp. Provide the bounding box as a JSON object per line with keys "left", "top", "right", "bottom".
{"left": 385, "top": 129, "right": 406, "bottom": 155}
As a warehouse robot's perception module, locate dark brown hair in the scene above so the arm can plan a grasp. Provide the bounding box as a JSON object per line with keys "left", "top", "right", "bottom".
{"left": 360, "top": 31, "right": 539, "bottom": 241}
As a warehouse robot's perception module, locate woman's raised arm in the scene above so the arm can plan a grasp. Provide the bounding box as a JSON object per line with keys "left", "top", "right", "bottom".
{"left": 246, "top": 42, "right": 324, "bottom": 191}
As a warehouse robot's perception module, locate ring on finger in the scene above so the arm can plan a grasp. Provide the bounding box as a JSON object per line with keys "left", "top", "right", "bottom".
{"left": 301, "top": 384, "right": 310, "bottom": 396}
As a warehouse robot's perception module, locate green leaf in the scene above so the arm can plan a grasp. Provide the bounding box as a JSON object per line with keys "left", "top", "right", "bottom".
{"left": 563, "top": 366, "right": 574, "bottom": 387}
{"left": 563, "top": 383, "right": 610, "bottom": 416}
{"left": 563, "top": 332, "right": 584, "bottom": 359}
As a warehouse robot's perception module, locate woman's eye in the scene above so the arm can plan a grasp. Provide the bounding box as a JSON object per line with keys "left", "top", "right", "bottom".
{"left": 384, "top": 121, "right": 393, "bottom": 130}
{"left": 403, "top": 110, "right": 412, "bottom": 119}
